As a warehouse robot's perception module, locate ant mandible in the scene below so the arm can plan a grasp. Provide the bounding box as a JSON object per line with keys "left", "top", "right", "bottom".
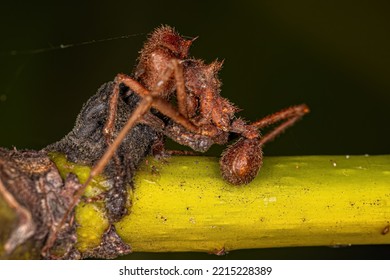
{"left": 43, "top": 25, "right": 308, "bottom": 256}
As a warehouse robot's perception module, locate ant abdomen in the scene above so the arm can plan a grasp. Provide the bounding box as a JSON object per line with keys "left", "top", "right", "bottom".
{"left": 220, "top": 138, "right": 263, "bottom": 185}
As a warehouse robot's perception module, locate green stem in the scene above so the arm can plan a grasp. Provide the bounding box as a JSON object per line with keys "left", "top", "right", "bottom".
{"left": 54, "top": 154, "right": 390, "bottom": 253}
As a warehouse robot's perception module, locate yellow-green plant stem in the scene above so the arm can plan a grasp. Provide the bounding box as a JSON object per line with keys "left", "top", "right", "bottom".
{"left": 50, "top": 154, "right": 390, "bottom": 254}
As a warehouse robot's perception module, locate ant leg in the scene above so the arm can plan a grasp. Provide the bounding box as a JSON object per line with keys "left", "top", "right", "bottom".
{"left": 87, "top": 97, "right": 155, "bottom": 183}
{"left": 221, "top": 104, "right": 309, "bottom": 185}
{"left": 103, "top": 83, "right": 119, "bottom": 143}
{"left": 114, "top": 73, "right": 219, "bottom": 138}
{"left": 112, "top": 75, "right": 198, "bottom": 134}
{"left": 252, "top": 104, "right": 310, "bottom": 146}
{"left": 170, "top": 59, "right": 187, "bottom": 118}
{"left": 42, "top": 95, "right": 155, "bottom": 255}
{"left": 102, "top": 79, "right": 125, "bottom": 222}
{"left": 101, "top": 76, "right": 142, "bottom": 223}
{"left": 252, "top": 104, "right": 309, "bottom": 130}
{"left": 230, "top": 104, "right": 309, "bottom": 141}
{"left": 102, "top": 67, "right": 157, "bottom": 146}
{"left": 102, "top": 61, "right": 189, "bottom": 168}
{"left": 116, "top": 59, "right": 221, "bottom": 138}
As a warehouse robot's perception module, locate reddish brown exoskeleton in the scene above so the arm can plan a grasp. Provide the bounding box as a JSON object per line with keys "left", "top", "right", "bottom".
{"left": 97, "top": 25, "right": 308, "bottom": 187}
{"left": 175, "top": 58, "right": 309, "bottom": 184}
{"left": 43, "top": 25, "right": 309, "bottom": 256}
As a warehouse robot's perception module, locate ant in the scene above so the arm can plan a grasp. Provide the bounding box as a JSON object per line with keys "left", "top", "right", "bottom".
{"left": 41, "top": 25, "right": 308, "bottom": 257}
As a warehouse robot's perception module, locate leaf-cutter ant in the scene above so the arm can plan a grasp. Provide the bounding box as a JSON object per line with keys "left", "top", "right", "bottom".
{"left": 42, "top": 25, "right": 309, "bottom": 256}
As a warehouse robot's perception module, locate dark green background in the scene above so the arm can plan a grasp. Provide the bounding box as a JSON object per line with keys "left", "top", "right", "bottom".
{"left": 1, "top": 1, "right": 389, "bottom": 259}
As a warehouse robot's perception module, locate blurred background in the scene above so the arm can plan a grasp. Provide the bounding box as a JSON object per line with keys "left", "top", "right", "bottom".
{"left": 0, "top": 0, "right": 389, "bottom": 259}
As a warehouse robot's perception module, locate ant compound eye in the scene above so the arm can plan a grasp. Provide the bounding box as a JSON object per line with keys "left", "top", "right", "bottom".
{"left": 220, "top": 138, "right": 263, "bottom": 185}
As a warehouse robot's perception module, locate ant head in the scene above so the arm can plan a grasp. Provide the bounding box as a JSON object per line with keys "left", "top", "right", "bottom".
{"left": 147, "top": 25, "right": 195, "bottom": 59}
{"left": 220, "top": 138, "right": 263, "bottom": 185}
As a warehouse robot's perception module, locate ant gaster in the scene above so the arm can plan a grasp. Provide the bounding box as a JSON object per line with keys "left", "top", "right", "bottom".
{"left": 44, "top": 25, "right": 308, "bottom": 256}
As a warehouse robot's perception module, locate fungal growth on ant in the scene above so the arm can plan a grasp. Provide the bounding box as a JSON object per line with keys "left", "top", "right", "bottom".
{"left": 1, "top": 25, "right": 309, "bottom": 258}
